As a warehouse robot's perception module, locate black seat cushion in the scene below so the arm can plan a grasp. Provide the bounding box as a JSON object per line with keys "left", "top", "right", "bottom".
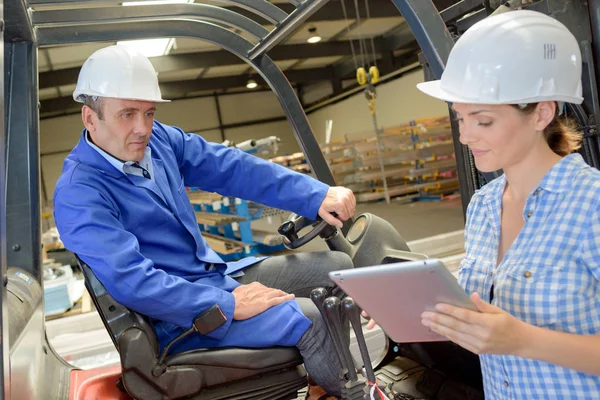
{"left": 165, "top": 347, "right": 304, "bottom": 388}
{"left": 165, "top": 347, "right": 302, "bottom": 369}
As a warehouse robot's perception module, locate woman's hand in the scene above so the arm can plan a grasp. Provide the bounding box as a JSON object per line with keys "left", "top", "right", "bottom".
{"left": 420, "top": 292, "right": 532, "bottom": 355}
{"left": 361, "top": 311, "right": 377, "bottom": 330}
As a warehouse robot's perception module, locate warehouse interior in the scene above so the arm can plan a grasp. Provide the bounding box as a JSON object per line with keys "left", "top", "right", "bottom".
{"left": 4, "top": 0, "right": 600, "bottom": 399}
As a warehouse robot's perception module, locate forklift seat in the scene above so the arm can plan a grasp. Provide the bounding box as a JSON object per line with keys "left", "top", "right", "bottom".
{"left": 76, "top": 257, "right": 307, "bottom": 400}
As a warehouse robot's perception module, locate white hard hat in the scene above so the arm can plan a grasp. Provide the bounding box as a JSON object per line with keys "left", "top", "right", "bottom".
{"left": 417, "top": 10, "right": 583, "bottom": 105}
{"left": 73, "top": 45, "right": 170, "bottom": 103}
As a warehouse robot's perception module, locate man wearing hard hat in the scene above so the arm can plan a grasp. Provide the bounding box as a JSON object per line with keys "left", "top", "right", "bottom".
{"left": 53, "top": 45, "right": 354, "bottom": 399}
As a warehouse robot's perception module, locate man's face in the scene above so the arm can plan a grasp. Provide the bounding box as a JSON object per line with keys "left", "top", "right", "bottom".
{"left": 83, "top": 98, "right": 156, "bottom": 162}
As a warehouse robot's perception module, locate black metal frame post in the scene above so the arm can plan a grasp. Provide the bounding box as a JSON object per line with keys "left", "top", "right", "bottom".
{"left": 5, "top": 42, "right": 41, "bottom": 282}
{"left": 399, "top": 1, "right": 481, "bottom": 213}
{"left": 0, "top": 1, "right": 7, "bottom": 395}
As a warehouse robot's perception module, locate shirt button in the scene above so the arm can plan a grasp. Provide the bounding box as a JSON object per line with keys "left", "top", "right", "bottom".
{"left": 526, "top": 211, "right": 533, "bottom": 218}
{"left": 524, "top": 271, "right": 532, "bottom": 278}
{"left": 504, "top": 381, "right": 510, "bottom": 387}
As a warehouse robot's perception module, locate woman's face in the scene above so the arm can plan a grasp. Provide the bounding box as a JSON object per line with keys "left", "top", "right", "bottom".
{"left": 453, "top": 102, "right": 554, "bottom": 173}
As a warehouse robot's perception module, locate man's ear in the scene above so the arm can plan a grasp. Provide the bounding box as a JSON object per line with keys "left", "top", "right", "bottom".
{"left": 81, "top": 105, "right": 97, "bottom": 133}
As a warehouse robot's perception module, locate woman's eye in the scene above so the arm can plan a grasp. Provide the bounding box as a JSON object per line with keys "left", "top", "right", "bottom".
{"left": 478, "top": 121, "right": 493, "bottom": 127}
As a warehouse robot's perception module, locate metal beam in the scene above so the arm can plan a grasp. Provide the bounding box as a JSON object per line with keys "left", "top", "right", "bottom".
{"left": 40, "top": 66, "right": 337, "bottom": 114}
{"left": 164, "top": 67, "right": 333, "bottom": 93}
{"left": 5, "top": 42, "right": 42, "bottom": 281}
{"left": 389, "top": 0, "right": 455, "bottom": 79}
{"left": 249, "top": 0, "right": 330, "bottom": 59}
{"left": 440, "top": 0, "right": 483, "bottom": 23}
{"left": 38, "top": 40, "right": 379, "bottom": 90}
{"left": 32, "top": 4, "right": 270, "bottom": 41}
{"left": 5, "top": 0, "right": 35, "bottom": 42}
{"left": 30, "top": 0, "right": 289, "bottom": 25}
{"left": 30, "top": 0, "right": 399, "bottom": 23}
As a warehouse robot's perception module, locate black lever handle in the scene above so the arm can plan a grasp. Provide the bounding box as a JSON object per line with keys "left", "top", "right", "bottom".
{"left": 343, "top": 297, "right": 377, "bottom": 384}
{"left": 324, "top": 296, "right": 358, "bottom": 382}
{"left": 311, "top": 289, "right": 346, "bottom": 373}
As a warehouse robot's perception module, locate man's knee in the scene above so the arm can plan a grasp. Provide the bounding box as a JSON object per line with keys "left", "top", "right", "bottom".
{"left": 316, "top": 251, "right": 353, "bottom": 273}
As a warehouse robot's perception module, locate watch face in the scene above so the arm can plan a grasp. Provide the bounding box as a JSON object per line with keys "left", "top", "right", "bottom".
{"left": 347, "top": 215, "right": 367, "bottom": 243}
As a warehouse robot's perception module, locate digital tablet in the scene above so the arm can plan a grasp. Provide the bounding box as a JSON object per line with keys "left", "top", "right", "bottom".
{"left": 328, "top": 259, "right": 477, "bottom": 343}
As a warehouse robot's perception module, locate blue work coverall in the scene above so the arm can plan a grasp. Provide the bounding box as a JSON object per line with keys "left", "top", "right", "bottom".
{"left": 53, "top": 121, "right": 330, "bottom": 352}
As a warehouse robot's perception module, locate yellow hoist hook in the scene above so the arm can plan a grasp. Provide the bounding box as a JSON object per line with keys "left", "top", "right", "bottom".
{"left": 356, "top": 67, "right": 367, "bottom": 86}
{"left": 369, "top": 66, "right": 380, "bottom": 84}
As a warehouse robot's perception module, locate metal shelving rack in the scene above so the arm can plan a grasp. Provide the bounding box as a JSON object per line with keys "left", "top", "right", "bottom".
{"left": 321, "top": 115, "right": 459, "bottom": 202}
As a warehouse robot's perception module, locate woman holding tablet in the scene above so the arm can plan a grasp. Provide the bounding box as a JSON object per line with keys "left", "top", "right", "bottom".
{"left": 416, "top": 9, "right": 600, "bottom": 399}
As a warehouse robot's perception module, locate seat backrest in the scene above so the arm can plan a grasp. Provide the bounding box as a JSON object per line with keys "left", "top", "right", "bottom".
{"left": 75, "top": 255, "right": 160, "bottom": 355}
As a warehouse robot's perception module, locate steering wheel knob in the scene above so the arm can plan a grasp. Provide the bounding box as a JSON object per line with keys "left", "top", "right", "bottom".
{"left": 277, "top": 221, "right": 299, "bottom": 241}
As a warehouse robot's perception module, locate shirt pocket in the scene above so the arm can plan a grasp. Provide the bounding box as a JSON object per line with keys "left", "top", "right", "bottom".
{"left": 503, "top": 261, "right": 561, "bottom": 328}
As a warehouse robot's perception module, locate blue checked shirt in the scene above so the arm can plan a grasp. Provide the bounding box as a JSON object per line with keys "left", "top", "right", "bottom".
{"left": 458, "top": 153, "right": 600, "bottom": 399}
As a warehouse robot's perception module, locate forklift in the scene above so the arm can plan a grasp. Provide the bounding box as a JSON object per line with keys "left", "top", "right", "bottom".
{"left": 2, "top": 0, "right": 600, "bottom": 399}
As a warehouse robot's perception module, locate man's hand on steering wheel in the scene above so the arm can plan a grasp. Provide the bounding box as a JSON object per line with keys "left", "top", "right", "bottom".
{"left": 318, "top": 186, "right": 356, "bottom": 228}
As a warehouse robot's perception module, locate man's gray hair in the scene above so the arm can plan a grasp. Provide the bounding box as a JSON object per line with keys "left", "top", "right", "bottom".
{"left": 83, "top": 95, "right": 105, "bottom": 120}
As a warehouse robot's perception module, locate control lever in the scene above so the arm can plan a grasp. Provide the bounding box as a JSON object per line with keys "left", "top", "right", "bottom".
{"left": 342, "top": 297, "right": 376, "bottom": 384}
{"left": 311, "top": 288, "right": 349, "bottom": 379}
{"left": 324, "top": 296, "right": 358, "bottom": 382}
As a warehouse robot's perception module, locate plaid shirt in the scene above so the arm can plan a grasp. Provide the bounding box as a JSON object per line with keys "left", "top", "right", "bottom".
{"left": 458, "top": 153, "right": 600, "bottom": 399}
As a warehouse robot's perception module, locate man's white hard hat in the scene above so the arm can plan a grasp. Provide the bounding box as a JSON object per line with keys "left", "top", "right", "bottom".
{"left": 417, "top": 10, "right": 583, "bottom": 105}
{"left": 73, "top": 44, "right": 170, "bottom": 103}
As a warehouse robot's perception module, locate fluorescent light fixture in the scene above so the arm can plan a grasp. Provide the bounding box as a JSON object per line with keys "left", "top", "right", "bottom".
{"left": 117, "top": 38, "right": 175, "bottom": 58}
{"left": 123, "top": 0, "right": 193, "bottom": 6}
{"left": 246, "top": 79, "right": 258, "bottom": 89}
{"left": 307, "top": 27, "right": 321, "bottom": 44}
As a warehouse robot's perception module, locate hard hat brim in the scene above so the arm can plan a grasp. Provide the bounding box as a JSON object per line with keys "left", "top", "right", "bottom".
{"left": 417, "top": 80, "right": 584, "bottom": 105}
{"left": 73, "top": 92, "right": 171, "bottom": 104}
{"left": 416, "top": 80, "right": 461, "bottom": 104}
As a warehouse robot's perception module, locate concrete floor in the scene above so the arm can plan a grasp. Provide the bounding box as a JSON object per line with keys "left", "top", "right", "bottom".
{"left": 253, "top": 195, "right": 466, "bottom": 253}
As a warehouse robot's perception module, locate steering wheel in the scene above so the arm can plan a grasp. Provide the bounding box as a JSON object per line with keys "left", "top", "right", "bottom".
{"left": 277, "top": 213, "right": 329, "bottom": 250}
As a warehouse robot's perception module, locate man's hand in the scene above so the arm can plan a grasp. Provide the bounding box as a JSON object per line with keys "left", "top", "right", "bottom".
{"left": 232, "top": 282, "right": 295, "bottom": 320}
{"left": 420, "top": 292, "right": 532, "bottom": 355}
{"left": 318, "top": 186, "right": 356, "bottom": 228}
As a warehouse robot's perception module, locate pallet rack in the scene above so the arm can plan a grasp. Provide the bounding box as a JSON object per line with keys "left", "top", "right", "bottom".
{"left": 187, "top": 190, "right": 287, "bottom": 261}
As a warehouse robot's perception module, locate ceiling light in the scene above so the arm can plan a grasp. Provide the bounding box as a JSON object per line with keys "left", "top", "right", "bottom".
{"left": 246, "top": 79, "right": 258, "bottom": 89}
{"left": 116, "top": 38, "right": 175, "bottom": 58}
{"left": 307, "top": 27, "right": 321, "bottom": 44}
{"left": 123, "top": 0, "right": 193, "bottom": 6}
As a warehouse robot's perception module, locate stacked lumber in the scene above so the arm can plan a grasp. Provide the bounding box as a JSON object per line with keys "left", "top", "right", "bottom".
{"left": 195, "top": 212, "right": 246, "bottom": 226}
{"left": 201, "top": 233, "right": 245, "bottom": 254}
{"left": 187, "top": 191, "right": 223, "bottom": 206}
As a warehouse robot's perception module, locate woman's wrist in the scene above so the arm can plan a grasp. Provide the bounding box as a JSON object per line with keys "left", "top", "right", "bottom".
{"left": 512, "top": 319, "right": 537, "bottom": 358}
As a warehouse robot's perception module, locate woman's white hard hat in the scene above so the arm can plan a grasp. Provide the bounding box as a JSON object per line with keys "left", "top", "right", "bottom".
{"left": 417, "top": 10, "right": 583, "bottom": 105}
{"left": 73, "top": 44, "right": 170, "bottom": 103}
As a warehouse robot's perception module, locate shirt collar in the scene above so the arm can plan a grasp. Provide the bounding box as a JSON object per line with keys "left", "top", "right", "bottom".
{"left": 481, "top": 153, "right": 587, "bottom": 205}
{"left": 85, "top": 130, "right": 152, "bottom": 175}
{"left": 536, "top": 153, "right": 587, "bottom": 193}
